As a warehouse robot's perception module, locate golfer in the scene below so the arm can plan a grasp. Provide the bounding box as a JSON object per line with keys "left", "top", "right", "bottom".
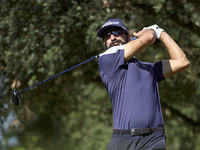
{"left": 97, "top": 19, "right": 190, "bottom": 150}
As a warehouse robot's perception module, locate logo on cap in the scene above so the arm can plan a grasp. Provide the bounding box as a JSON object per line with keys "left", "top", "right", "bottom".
{"left": 102, "top": 21, "right": 120, "bottom": 28}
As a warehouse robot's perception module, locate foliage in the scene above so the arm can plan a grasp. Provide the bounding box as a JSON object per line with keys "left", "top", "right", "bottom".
{"left": 0, "top": 0, "right": 200, "bottom": 149}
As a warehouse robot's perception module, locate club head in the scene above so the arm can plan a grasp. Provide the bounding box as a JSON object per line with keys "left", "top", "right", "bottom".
{"left": 11, "top": 89, "right": 21, "bottom": 106}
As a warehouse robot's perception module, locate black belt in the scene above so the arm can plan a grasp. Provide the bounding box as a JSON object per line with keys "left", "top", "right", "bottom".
{"left": 113, "top": 127, "right": 164, "bottom": 136}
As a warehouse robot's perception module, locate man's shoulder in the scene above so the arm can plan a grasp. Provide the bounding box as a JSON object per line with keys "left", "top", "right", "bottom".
{"left": 99, "top": 45, "right": 125, "bottom": 57}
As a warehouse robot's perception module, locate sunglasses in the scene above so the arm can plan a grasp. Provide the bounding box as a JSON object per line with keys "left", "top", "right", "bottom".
{"left": 103, "top": 30, "right": 126, "bottom": 40}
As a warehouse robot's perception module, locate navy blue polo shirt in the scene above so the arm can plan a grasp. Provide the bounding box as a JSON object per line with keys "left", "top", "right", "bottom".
{"left": 98, "top": 45, "right": 165, "bottom": 130}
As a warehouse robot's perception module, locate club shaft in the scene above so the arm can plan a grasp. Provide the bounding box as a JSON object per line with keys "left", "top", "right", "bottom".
{"left": 19, "top": 55, "right": 99, "bottom": 94}
{"left": 18, "top": 37, "right": 137, "bottom": 95}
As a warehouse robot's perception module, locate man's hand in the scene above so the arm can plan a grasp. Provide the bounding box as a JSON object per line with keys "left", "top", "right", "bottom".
{"left": 132, "top": 28, "right": 149, "bottom": 38}
{"left": 143, "top": 24, "right": 164, "bottom": 39}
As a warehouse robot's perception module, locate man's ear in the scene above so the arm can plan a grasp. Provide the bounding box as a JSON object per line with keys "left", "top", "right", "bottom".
{"left": 127, "top": 34, "right": 132, "bottom": 42}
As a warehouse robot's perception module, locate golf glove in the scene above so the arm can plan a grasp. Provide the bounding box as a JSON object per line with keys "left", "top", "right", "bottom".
{"left": 143, "top": 24, "right": 164, "bottom": 39}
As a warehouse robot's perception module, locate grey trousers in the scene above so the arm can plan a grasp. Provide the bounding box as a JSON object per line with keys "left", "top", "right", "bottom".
{"left": 107, "top": 131, "right": 166, "bottom": 150}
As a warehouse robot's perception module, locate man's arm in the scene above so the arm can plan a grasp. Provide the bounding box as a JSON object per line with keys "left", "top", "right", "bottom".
{"left": 124, "top": 29, "right": 156, "bottom": 62}
{"left": 160, "top": 32, "right": 190, "bottom": 78}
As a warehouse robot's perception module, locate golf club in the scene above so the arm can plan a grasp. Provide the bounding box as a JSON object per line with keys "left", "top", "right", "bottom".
{"left": 11, "top": 37, "right": 137, "bottom": 106}
{"left": 11, "top": 55, "right": 99, "bottom": 106}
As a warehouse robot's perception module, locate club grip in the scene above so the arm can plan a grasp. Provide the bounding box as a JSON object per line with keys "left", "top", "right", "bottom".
{"left": 131, "top": 37, "right": 137, "bottom": 41}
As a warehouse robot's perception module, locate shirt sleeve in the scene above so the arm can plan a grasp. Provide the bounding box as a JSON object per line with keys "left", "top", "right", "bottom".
{"left": 99, "top": 45, "right": 125, "bottom": 77}
{"left": 153, "top": 61, "right": 165, "bottom": 82}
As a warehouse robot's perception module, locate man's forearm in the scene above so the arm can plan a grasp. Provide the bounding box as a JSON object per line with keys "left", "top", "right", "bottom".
{"left": 160, "top": 31, "right": 190, "bottom": 78}
{"left": 160, "top": 32, "right": 186, "bottom": 60}
{"left": 124, "top": 29, "right": 156, "bottom": 62}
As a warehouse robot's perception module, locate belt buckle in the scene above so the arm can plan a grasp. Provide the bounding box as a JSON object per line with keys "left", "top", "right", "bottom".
{"left": 131, "top": 128, "right": 136, "bottom": 136}
{"left": 131, "top": 128, "right": 145, "bottom": 136}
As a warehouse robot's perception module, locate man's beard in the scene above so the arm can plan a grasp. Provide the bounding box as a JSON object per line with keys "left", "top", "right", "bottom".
{"left": 106, "top": 39, "right": 128, "bottom": 49}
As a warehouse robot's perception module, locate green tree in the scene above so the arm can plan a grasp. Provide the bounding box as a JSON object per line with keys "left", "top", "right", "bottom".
{"left": 0, "top": 0, "right": 200, "bottom": 149}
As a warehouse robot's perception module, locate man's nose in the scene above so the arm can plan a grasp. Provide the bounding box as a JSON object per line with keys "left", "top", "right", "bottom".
{"left": 110, "top": 34, "right": 116, "bottom": 40}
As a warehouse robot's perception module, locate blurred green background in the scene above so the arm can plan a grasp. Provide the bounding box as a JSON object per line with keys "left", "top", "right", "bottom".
{"left": 0, "top": 0, "right": 200, "bottom": 149}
